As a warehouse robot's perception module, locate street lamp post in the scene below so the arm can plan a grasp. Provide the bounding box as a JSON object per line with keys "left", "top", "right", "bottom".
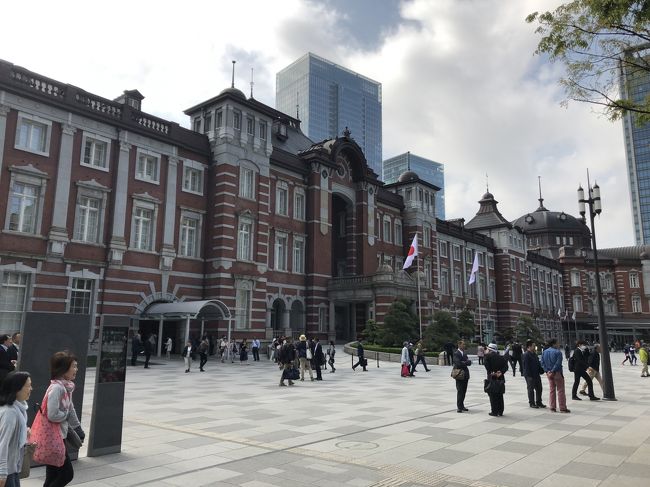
{"left": 578, "top": 174, "right": 616, "bottom": 400}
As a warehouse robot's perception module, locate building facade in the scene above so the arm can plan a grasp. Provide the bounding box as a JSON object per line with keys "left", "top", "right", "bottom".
{"left": 275, "top": 53, "right": 383, "bottom": 175}
{"left": 1, "top": 59, "right": 649, "bottom": 356}
{"left": 383, "top": 151, "right": 445, "bottom": 219}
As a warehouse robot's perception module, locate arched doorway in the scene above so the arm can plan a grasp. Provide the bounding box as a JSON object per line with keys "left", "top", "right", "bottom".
{"left": 270, "top": 299, "right": 286, "bottom": 332}
{"left": 290, "top": 301, "right": 304, "bottom": 334}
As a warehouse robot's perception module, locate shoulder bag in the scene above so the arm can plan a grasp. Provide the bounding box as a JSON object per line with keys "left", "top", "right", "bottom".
{"left": 31, "top": 391, "right": 65, "bottom": 467}
{"left": 451, "top": 368, "right": 465, "bottom": 380}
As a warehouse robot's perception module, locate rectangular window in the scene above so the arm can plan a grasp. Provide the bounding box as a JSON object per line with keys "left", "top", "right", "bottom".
{"left": 193, "top": 118, "right": 201, "bottom": 132}
{"left": 571, "top": 270, "right": 581, "bottom": 287}
{"left": 235, "top": 287, "right": 251, "bottom": 329}
{"left": 293, "top": 237, "right": 305, "bottom": 274}
{"left": 70, "top": 278, "right": 93, "bottom": 314}
{"left": 439, "top": 241, "right": 448, "bottom": 258}
{"left": 511, "top": 282, "right": 517, "bottom": 303}
{"left": 216, "top": 110, "right": 223, "bottom": 127}
{"left": 82, "top": 136, "right": 108, "bottom": 169}
{"left": 204, "top": 114, "right": 212, "bottom": 132}
{"left": 16, "top": 116, "right": 49, "bottom": 154}
{"left": 573, "top": 295, "right": 583, "bottom": 312}
{"left": 424, "top": 227, "right": 431, "bottom": 247}
{"left": 259, "top": 121, "right": 267, "bottom": 140}
{"left": 8, "top": 182, "right": 39, "bottom": 233}
{"left": 233, "top": 111, "right": 241, "bottom": 131}
{"left": 632, "top": 296, "right": 642, "bottom": 313}
{"left": 383, "top": 219, "right": 391, "bottom": 243}
{"left": 136, "top": 154, "right": 159, "bottom": 183}
{"left": 294, "top": 192, "right": 305, "bottom": 220}
{"left": 465, "top": 248, "right": 472, "bottom": 262}
{"left": 440, "top": 269, "right": 449, "bottom": 294}
{"left": 247, "top": 117, "right": 254, "bottom": 135}
{"left": 179, "top": 215, "right": 200, "bottom": 257}
{"left": 74, "top": 196, "right": 100, "bottom": 242}
{"left": 489, "top": 279, "right": 496, "bottom": 301}
{"left": 510, "top": 257, "right": 516, "bottom": 271}
{"left": 338, "top": 213, "right": 346, "bottom": 237}
{"left": 318, "top": 307, "right": 327, "bottom": 332}
{"left": 240, "top": 167, "right": 255, "bottom": 199}
{"left": 0, "top": 272, "right": 29, "bottom": 330}
{"left": 454, "top": 272, "right": 462, "bottom": 295}
{"left": 453, "top": 245, "right": 461, "bottom": 261}
{"left": 275, "top": 233, "right": 288, "bottom": 271}
{"left": 424, "top": 262, "right": 431, "bottom": 287}
{"left": 394, "top": 221, "right": 402, "bottom": 245}
{"left": 276, "top": 183, "right": 288, "bottom": 216}
{"left": 237, "top": 220, "right": 252, "bottom": 261}
{"left": 478, "top": 252, "right": 485, "bottom": 266}
{"left": 630, "top": 272, "right": 640, "bottom": 288}
{"left": 133, "top": 207, "right": 153, "bottom": 250}
{"left": 183, "top": 166, "right": 203, "bottom": 195}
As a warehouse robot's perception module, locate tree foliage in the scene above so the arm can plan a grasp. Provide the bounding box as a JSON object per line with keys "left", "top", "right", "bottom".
{"left": 513, "top": 316, "right": 545, "bottom": 345}
{"left": 527, "top": 0, "right": 650, "bottom": 123}
{"left": 423, "top": 311, "right": 459, "bottom": 351}
{"left": 375, "top": 299, "right": 418, "bottom": 347}
{"left": 362, "top": 319, "right": 379, "bottom": 345}
{"left": 457, "top": 310, "right": 476, "bottom": 340}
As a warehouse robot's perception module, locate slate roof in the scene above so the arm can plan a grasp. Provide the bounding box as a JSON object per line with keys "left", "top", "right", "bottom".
{"left": 465, "top": 192, "right": 512, "bottom": 230}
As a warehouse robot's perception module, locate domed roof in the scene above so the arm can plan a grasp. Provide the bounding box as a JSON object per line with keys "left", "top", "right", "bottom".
{"left": 398, "top": 170, "right": 419, "bottom": 183}
{"left": 512, "top": 207, "right": 589, "bottom": 235}
{"left": 219, "top": 87, "right": 246, "bottom": 100}
{"left": 481, "top": 191, "right": 494, "bottom": 200}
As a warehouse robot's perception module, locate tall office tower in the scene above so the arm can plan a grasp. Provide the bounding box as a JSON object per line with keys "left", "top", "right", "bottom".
{"left": 383, "top": 152, "right": 445, "bottom": 219}
{"left": 621, "top": 56, "right": 650, "bottom": 244}
{"left": 276, "top": 52, "right": 382, "bottom": 174}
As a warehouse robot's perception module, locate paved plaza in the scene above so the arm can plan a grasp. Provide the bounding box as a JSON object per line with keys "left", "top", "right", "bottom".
{"left": 22, "top": 352, "right": 650, "bottom": 487}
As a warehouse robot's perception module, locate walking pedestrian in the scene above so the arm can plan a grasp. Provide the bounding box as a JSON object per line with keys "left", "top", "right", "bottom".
{"left": 278, "top": 337, "right": 296, "bottom": 387}
{"left": 251, "top": 338, "right": 260, "bottom": 361}
{"left": 40, "top": 351, "right": 85, "bottom": 486}
{"left": 198, "top": 337, "right": 209, "bottom": 371}
{"left": 453, "top": 340, "right": 472, "bottom": 413}
{"left": 522, "top": 340, "right": 546, "bottom": 408}
{"left": 412, "top": 341, "right": 431, "bottom": 372}
{"left": 484, "top": 343, "right": 508, "bottom": 416}
{"left": 444, "top": 342, "right": 454, "bottom": 366}
{"left": 313, "top": 338, "right": 324, "bottom": 381}
{"left": 130, "top": 332, "right": 142, "bottom": 366}
{"left": 219, "top": 336, "right": 227, "bottom": 362}
{"left": 143, "top": 334, "right": 154, "bottom": 368}
{"left": 579, "top": 343, "right": 605, "bottom": 394}
{"left": 635, "top": 340, "right": 648, "bottom": 377}
{"left": 182, "top": 341, "right": 193, "bottom": 373}
{"left": 0, "top": 371, "right": 31, "bottom": 487}
{"left": 352, "top": 338, "right": 367, "bottom": 371}
{"left": 541, "top": 338, "right": 570, "bottom": 413}
{"left": 510, "top": 340, "right": 523, "bottom": 376}
{"left": 239, "top": 339, "right": 249, "bottom": 363}
{"left": 327, "top": 341, "right": 336, "bottom": 373}
{"left": 297, "top": 335, "right": 313, "bottom": 381}
{"left": 164, "top": 337, "right": 172, "bottom": 360}
{"left": 571, "top": 340, "right": 599, "bottom": 401}
{"left": 629, "top": 345, "right": 637, "bottom": 365}
{"left": 407, "top": 343, "right": 416, "bottom": 376}
{"left": 621, "top": 345, "right": 630, "bottom": 365}
{"left": 477, "top": 343, "right": 485, "bottom": 365}
{"left": 400, "top": 342, "right": 411, "bottom": 378}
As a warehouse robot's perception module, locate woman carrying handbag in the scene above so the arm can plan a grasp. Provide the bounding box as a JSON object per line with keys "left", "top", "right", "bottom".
{"left": 0, "top": 371, "right": 32, "bottom": 487}
{"left": 32, "top": 351, "right": 84, "bottom": 487}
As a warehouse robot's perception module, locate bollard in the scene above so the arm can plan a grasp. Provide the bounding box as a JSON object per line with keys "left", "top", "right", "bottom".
{"left": 376, "top": 351, "right": 379, "bottom": 368}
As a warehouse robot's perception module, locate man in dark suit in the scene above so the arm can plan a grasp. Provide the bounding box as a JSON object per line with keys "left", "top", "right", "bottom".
{"left": 453, "top": 340, "right": 472, "bottom": 413}
{"left": 313, "top": 338, "right": 324, "bottom": 381}
{"left": 7, "top": 332, "right": 19, "bottom": 363}
{"left": 0, "top": 334, "right": 16, "bottom": 382}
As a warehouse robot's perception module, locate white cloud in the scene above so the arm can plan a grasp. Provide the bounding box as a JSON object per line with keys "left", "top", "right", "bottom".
{"left": 0, "top": 0, "right": 632, "bottom": 247}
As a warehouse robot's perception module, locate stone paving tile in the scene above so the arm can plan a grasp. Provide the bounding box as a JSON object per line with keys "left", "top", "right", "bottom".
{"left": 482, "top": 471, "right": 539, "bottom": 487}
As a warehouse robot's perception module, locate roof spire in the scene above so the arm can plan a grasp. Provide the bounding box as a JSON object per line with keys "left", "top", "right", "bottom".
{"left": 231, "top": 60, "right": 236, "bottom": 89}
{"left": 296, "top": 91, "right": 300, "bottom": 119}
{"left": 486, "top": 173, "right": 489, "bottom": 193}
{"left": 537, "top": 175, "right": 548, "bottom": 211}
{"left": 250, "top": 67, "right": 254, "bottom": 98}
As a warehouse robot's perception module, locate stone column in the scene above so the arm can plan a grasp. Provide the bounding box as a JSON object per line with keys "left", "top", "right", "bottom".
{"left": 161, "top": 156, "right": 179, "bottom": 270}
{"left": 282, "top": 309, "right": 291, "bottom": 339}
{"left": 48, "top": 123, "right": 76, "bottom": 257}
{"left": 109, "top": 141, "right": 131, "bottom": 264}
{"left": 0, "top": 104, "right": 10, "bottom": 184}
{"left": 265, "top": 308, "right": 273, "bottom": 339}
{"left": 328, "top": 301, "right": 336, "bottom": 342}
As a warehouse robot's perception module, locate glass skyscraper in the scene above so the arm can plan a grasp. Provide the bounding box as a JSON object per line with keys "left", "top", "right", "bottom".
{"left": 382, "top": 152, "right": 445, "bottom": 219}
{"left": 276, "top": 53, "right": 382, "bottom": 174}
{"left": 621, "top": 57, "right": 650, "bottom": 244}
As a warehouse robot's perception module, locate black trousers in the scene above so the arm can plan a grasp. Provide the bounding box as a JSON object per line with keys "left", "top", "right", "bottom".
{"left": 144, "top": 353, "right": 151, "bottom": 368}
{"left": 510, "top": 357, "right": 523, "bottom": 375}
{"left": 412, "top": 355, "right": 428, "bottom": 371}
{"left": 199, "top": 352, "right": 208, "bottom": 369}
{"left": 44, "top": 453, "right": 74, "bottom": 487}
{"left": 314, "top": 363, "right": 322, "bottom": 380}
{"left": 131, "top": 352, "right": 138, "bottom": 366}
{"left": 572, "top": 369, "right": 594, "bottom": 397}
{"left": 525, "top": 375, "right": 543, "bottom": 405}
{"left": 252, "top": 347, "right": 260, "bottom": 361}
{"left": 456, "top": 378, "right": 468, "bottom": 410}
{"left": 488, "top": 391, "right": 505, "bottom": 415}
{"left": 445, "top": 351, "right": 453, "bottom": 366}
{"left": 352, "top": 358, "right": 366, "bottom": 370}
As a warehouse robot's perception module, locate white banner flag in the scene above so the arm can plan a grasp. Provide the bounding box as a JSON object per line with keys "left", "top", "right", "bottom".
{"left": 403, "top": 233, "right": 419, "bottom": 270}
{"left": 468, "top": 253, "right": 479, "bottom": 285}
{"left": 571, "top": 310, "right": 576, "bottom": 321}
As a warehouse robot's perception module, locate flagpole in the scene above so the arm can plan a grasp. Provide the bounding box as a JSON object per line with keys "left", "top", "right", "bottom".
{"left": 416, "top": 253, "right": 422, "bottom": 339}
{"left": 477, "top": 282, "right": 482, "bottom": 343}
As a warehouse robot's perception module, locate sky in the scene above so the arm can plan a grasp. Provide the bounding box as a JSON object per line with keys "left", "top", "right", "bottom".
{"left": 0, "top": 0, "right": 632, "bottom": 248}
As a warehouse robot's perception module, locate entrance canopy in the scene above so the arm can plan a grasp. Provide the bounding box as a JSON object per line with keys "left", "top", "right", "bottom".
{"left": 141, "top": 300, "right": 231, "bottom": 321}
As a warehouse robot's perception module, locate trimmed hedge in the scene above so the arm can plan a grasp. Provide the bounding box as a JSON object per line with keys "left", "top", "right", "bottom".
{"left": 352, "top": 342, "right": 440, "bottom": 357}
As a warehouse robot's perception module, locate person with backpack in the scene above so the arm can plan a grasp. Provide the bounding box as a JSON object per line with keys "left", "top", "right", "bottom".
{"left": 571, "top": 340, "right": 599, "bottom": 401}
{"left": 621, "top": 344, "right": 631, "bottom": 366}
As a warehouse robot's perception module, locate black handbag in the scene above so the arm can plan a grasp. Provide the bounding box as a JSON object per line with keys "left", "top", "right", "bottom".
{"left": 65, "top": 427, "right": 83, "bottom": 450}
{"left": 283, "top": 366, "right": 299, "bottom": 381}
{"left": 484, "top": 378, "right": 505, "bottom": 395}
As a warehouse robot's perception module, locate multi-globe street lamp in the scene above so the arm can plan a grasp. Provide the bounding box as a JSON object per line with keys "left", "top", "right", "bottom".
{"left": 578, "top": 175, "right": 616, "bottom": 400}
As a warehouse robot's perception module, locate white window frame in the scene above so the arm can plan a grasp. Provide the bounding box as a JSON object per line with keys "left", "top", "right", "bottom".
{"left": 275, "top": 232, "right": 288, "bottom": 271}
{"left": 68, "top": 278, "right": 94, "bottom": 315}
{"left": 239, "top": 165, "right": 256, "bottom": 199}
{"left": 0, "top": 270, "right": 32, "bottom": 333}
{"left": 630, "top": 272, "right": 640, "bottom": 288}
{"left": 440, "top": 268, "right": 449, "bottom": 294}
{"left": 293, "top": 236, "right": 305, "bottom": 274}
{"left": 14, "top": 112, "right": 52, "bottom": 156}
{"left": 573, "top": 295, "right": 583, "bottom": 313}
{"left": 318, "top": 306, "right": 327, "bottom": 332}
{"left": 5, "top": 165, "right": 48, "bottom": 236}
{"left": 259, "top": 121, "right": 267, "bottom": 140}
{"left": 182, "top": 159, "right": 205, "bottom": 195}
{"left": 237, "top": 215, "right": 254, "bottom": 262}
{"left": 424, "top": 227, "right": 431, "bottom": 247}
{"left": 439, "top": 241, "right": 448, "bottom": 258}
{"left": 233, "top": 110, "right": 242, "bottom": 131}
{"left": 294, "top": 189, "right": 305, "bottom": 221}
{"left": 394, "top": 220, "right": 403, "bottom": 245}
{"left": 235, "top": 280, "right": 252, "bottom": 330}
{"left": 632, "top": 295, "right": 642, "bottom": 313}
{"left": 246, "top": 116, "right": 254, "bottom": 136}
{"left": 453, "top": 245, "right": 461, "bottom": 261}
{"left": 276, "top": 181, "right": 289, "bottom": 217}
{"left": 383, "top": 217, "right": 392, "bottom": 244}
{"left": 178, "top": 210, "right": 202, "bottom": 258}
{"left": 80, "top": 132, "right": 111, "bottom": 171}
{"left": 570, "top": 270, "right": 581, "bottom": 287}
{"left": 135, "top": 149, "right": 161, "bottom": 184}
{"left": 72, "top": 180, "right": 110, "bottom": 244}
{"left": 130, "top": 197, "right": 158, "bottom": 252}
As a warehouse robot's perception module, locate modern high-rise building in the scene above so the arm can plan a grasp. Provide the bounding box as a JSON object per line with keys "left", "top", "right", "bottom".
{"left": 382, "top": 152, "right": 445, "bottom": 219}
{"left": 621, "top": 55, "right": 650, "bottom": 244}
{"left": 276, "top": 52, "right": 382, "bottom": 174}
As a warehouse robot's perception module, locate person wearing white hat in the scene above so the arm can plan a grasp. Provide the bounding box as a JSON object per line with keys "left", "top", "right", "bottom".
{"left": 296, "top": 334, "right": 313, "bottom": 381}
{"left": 483, "top": 343, "right": 508, "bottom": 416}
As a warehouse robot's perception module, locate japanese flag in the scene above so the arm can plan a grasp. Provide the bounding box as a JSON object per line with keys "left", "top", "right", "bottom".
{"left": 403, "top": 234, "right": 419, "bottom": 270}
